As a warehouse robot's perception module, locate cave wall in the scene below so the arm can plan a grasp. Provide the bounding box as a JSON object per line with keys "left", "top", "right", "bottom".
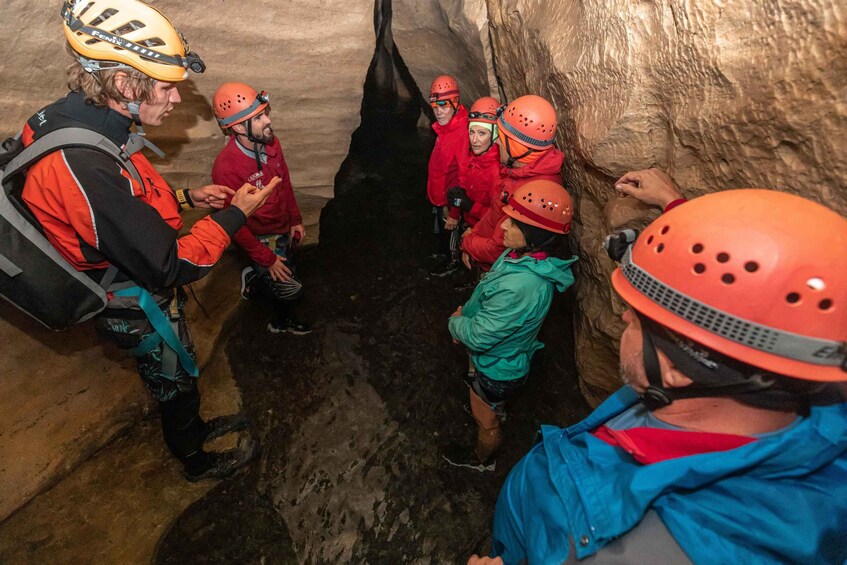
{"left": 393, "top": 0, "right": 847, "bottom": 405}
{"left": 392, "top": 0, "right": 496, "bottom": 110}
{"left": 0, "top": 0, "right": 375, "bottom": 190}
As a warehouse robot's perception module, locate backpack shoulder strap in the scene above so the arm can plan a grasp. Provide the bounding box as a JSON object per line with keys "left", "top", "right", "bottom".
{"left": 3, "top": 127, "right": 141, "bottom": 184}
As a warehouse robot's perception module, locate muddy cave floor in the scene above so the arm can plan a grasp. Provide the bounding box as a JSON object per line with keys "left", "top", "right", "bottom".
{"left": 4, "top": 127, "right": 590, "bottom": 563}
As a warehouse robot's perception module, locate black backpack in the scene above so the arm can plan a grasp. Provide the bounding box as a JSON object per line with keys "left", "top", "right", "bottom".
{"left": 0, "top": 127, "right": 141, "bottom": 329}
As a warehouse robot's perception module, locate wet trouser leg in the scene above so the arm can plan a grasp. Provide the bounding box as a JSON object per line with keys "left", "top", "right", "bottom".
{"left": 94, "top": 292, "right": 209, "bottom": 471}
{"left": 159, "top": 384, "right": 211, "bottom": 474}
{"left": 469, "top": 387, "right": 502, "bottom": 461}
{"left": 448, "top": 219, "right": 463, "bottom": 262}
{"left": 432, "top": 206, "right": 450, "bottom": 257}
{"left": 466, "top": 367, "right": 527, "bottom": 461}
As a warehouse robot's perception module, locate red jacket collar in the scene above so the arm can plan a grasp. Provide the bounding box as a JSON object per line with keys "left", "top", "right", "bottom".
{"left": 501, "top": 146, "right": 564, "bottom": 179}
{"left": 593, "top": 425, "right": 757, "bottom": 465}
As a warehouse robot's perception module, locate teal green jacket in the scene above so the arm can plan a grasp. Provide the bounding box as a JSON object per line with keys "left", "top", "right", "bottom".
{"left": 449, "top": 250, "right": 577, "bottom": 381}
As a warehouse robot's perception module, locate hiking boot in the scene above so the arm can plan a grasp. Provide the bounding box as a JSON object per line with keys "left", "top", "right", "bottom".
{"left": 240, "top": 267, "right": 257, "bottom": 300}
{"left": 203, "top": 411, "right": 250, "bottom": 444}
{"left": 442, "top": 443, "right": 496, "bottom": 472}
{"left": 430, "top": 259, "right": 460, "bottom": 278}
{"left": 184, "top": 441, "right": 258, "bottom": 483}
{"left": 268, "top": 318, "right": 313, "bottom": 335}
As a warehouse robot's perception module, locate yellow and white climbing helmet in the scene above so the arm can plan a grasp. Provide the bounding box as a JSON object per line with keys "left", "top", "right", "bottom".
{"left": 61, "top": 0, "right": 205, "bottom": 82}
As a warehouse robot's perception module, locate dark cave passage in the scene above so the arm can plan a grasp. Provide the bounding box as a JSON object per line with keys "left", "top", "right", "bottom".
{"left": 154, "top": 1, "right": 588, "bottom": 561}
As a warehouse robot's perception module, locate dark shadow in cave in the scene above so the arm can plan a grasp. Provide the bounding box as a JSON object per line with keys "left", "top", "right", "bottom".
{"left": 155, "top": 1, "right": 588, "bottom": 562}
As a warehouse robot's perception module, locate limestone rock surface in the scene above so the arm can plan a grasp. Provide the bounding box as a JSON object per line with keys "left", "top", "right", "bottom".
{"left": 391, "top": 0, "right": 497, "bottom": 108}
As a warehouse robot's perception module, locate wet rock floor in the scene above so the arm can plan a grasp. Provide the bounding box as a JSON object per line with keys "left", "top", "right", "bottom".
{"left": 155, "top": 124, "right": 590, "bottom": 562}
{"left": 0, "top": 118, "right": 590, "bottom": 563}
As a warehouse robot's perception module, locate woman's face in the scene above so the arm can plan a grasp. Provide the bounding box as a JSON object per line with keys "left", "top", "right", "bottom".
{"left": 433, "top": 103, "right": 456, "bottom": 125}
{"left": 469, "top": 125, "right": 493, "bottom": 155}
{"left": 502, "top": 217, "right": 528, "bottom": 249}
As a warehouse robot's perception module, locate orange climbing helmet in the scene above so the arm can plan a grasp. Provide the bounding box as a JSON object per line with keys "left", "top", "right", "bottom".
{"left": 213, "top": 82, "right": 269, "bottom": 129}
{"left": 61, "top": 0, "right": 205, "bottom": 82}
{"left": 612, "top": 189, "right": 847, "bottom": 382}
{"left": 497, "top": 95, "right": 557, "bottom": 150}
{"left": 503, "top": 180, "right": 573, "bottom": 235}
{"left": 429, "top": 74, "right": 460, "bottom": 108}
{"left": 468, "top": 96, "right": 501, "bottom": 124}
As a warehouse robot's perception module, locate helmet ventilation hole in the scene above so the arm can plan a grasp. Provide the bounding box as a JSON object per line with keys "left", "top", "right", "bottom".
{"left": 806, "top": 277, "right": 825, "bottom": 291}
{"left": 818, "top": 299, "right": 833, "bottom": 311}
{"left": 717, "top": 252, "right": 730, "bottom": 263}
{"left": 78, "top": 2, "right": 95, "bottom": 18}
{"left": 647, "top": 235, "right": 654, "bottom": 244}
{"left": 721, "top": 274, "right": 735, "bottom": 284}
{"left": 693, "top": 263, "right": 706, "bottom": 274}
{"left": 744, "top": 261, "right": 759, "bottom": 273}
{"left": 90, "top": 9, "right": 118, "bottom": 27}
{"left": 661, "top": 225, "right": 670, "bottom": 234}
{"left": 656, "top": 243, "right": 665, "bottom": 253}
{"left": 786, "top": 292, "right": 801, "bottom": 304}
{"left": 114, "top": 21, "right": 147, "bottom": 36}
{"left": 692, "top": 243, "right": 704, "bottom": 254}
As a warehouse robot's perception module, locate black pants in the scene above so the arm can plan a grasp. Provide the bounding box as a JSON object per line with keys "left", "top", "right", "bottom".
{"left": 95, "top": 290, "right": 208, "bottom": 465}
{"left": 251, "top": 233, "right": 304, "bottom": 322}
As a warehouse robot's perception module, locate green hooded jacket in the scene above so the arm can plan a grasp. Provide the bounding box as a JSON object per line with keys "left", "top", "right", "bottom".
{"left": 448, "top": 250, "right": 577, "bottom": 381}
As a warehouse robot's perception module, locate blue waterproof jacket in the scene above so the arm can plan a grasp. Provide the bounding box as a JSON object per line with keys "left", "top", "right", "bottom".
{"left": 449, "top": 251, "right": 577, "bottom": 381}
{"left": 493, "top": 387, "right": 847, "bottom": 564}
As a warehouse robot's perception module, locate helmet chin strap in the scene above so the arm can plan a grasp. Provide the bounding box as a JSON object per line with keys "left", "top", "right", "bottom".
{"left": 125, "top": 101, "right": 165, "bottom": 158}
{"left": 239, "top": 119, "right": 268, "bottom": 173}
{"left": 639, "top": 319, "right": 674, "bottom": 411}
{"left": 636, "top": 312, "right": 784, "bottom": 411}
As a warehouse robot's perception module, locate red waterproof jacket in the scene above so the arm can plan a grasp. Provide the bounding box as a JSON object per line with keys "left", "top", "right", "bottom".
{"left": 212, "top": 136, "right": 303, "bottom": 268}
{"left": 462, "top": 147, "right": 565, "bottom": 269}
{"left": 21, "top": 91, "right": 243, "bottom": 291}
{"left": 449, "top": 143, "right": 500, "bottom": 226}
{"left": 426, "top": 105, "right": 470, "bottom": 206}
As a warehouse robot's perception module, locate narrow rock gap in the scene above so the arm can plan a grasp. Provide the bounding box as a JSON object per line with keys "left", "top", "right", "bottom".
{"left": 155, "top": 0, "right": 589, "bottom": 560}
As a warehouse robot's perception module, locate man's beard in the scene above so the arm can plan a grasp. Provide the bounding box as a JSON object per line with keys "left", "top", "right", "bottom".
{"left": 619, "top": 348, "right": 644, "bottom": 391}
{"left": 254, "top": 126, "right": 274, "bottom": 144}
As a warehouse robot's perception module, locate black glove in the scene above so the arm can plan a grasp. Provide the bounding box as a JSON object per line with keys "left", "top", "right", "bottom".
{"left": 446, "top": 186, "right": 474, "bottom": 213}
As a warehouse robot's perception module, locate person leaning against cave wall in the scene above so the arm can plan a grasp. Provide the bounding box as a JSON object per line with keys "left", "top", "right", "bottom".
{"left": 460, "top": 95, "right": 565, "bottom": 274}
{"left": 469, "top": 170, "right": 847, "bottom": 564}
{"left": 426, "top": 74, "right": 470, "bottom": 277}
{"left": 19, "top": 0, "right": 273, "bottom": 482}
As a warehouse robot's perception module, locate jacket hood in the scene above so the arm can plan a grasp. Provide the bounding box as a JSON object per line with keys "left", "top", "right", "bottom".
{"left": 502, "top": 146, "right": 564, "bottom": 180}
{"left": 498, "top": 253, "right": 578, "bottom": 292}
{"left": 26, "top": 91, "right": 132, "bottom": 148}
{"left": 432, "top": 105, "right": 469, "bottom": 136}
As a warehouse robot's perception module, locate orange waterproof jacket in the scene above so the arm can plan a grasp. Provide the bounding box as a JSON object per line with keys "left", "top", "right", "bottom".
{"left": 462, "top": 147, "right": 564, "bottom": 269}
{"left": 21, "top": 92, "right": 245, "bottom": 291}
